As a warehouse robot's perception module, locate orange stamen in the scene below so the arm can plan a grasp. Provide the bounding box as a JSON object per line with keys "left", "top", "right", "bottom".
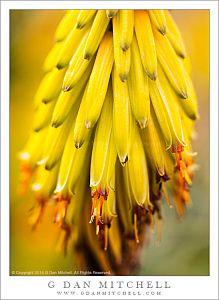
{"left": 134, "top": 213, "right": 140, "bottom": 244}
{"left": 29, "top": 198, "right": 46, "bottom": 228}
{"left": 162, "top": 183, "right": 172, "bottom": 208}
{"left": 89, "top": 189, "right": 108, "bottom": 235}
{"left": 17, "top": 163, "right": 33, "bottom": 195}
{"left": 54, "top": 195, "right": 70, "bottom": 227}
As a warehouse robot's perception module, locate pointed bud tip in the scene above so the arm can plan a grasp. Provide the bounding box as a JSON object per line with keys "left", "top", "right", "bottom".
{"left": 120, "top": 155, "right": 128, "bottom": 166}
{"left": 45, "top": 161, "right": 57, "bottom": 171}
{"left": 55, "top": 37, "right": 63, "bottom": 43}
{"left": 51, "top": 121, "right": 60, "bottom": 128}
{"left": 84, "top": 52, "right": 92, "bottom": 60}
{"left": 42, "top": 99, "right": 49, "bottom": 104}
{"left": 33, "top": 127, "right": 40, "bottom": 133}
{"left": 158, "top": 168, "right": 165, "bottom": 177}
{"left": 121, "top": 43, "right": 129, "bottom": 52}
{"left": 62, "top": 85, "right": 72, "bottom": 92}
{"left": 138, "top": 119, "right": 148, "bottom": 129}
{"left": 181, "top": 91, "right": 188, "bottom": 99}
{"left": 56, "top": 63, "right": 64, "bottom": 70}
{"left": 148, "top": 72, "right": 157, "bottom": 81}
{"left": 159, "top": 26, "right": 166, "bottom": 35}
{"left": 45, "top": 164, "right": 51, "bottom": 171}
{"left": 179, "top": 52, "right": 187, "bottom": 59}
{"left": 119, "top": 74, "right": 128, "bottom": 82}
{"left": 75, "top": 141, "right": 83, "bottom": 149}
{"left": 106, "top": 12, "right": 115, "bottom": 18}
{"left": 76, "top": 22, "right": 84, "bottom": 29}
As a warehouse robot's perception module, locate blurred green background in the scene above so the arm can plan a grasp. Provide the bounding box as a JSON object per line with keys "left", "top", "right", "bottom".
{"left": 10, "top": 10, "right": 209, "bottom": 275}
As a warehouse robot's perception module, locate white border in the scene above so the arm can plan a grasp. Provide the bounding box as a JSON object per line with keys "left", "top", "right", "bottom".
{"left": 1, "top": 1, "right": 218, "bottom": 299}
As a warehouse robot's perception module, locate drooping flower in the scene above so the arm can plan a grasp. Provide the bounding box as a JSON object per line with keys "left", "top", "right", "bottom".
{"left": 18, "top": 9, "right": 198, "bottom": 274}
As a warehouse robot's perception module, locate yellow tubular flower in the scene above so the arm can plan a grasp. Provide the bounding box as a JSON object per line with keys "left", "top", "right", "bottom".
{"left": 135, "top": 10, "right": 157, "bottom": 80}
{"left": 112, "top": 65, "right": 130, "bottom": 164}
{"left": 62, "top": 29, "right": 92, "bottom": 91}
{"left": 19, "top": 9, "right": 198, "bottom": 275}
{"left": 119, "top": 10, "right": 134, "bottom": 51}
{"left": 113, "top": 13, "right": 131, "bottom": 82}
{"left": 106, "top": 10, "right": 118, "bottom": 19}
{"left": 83, "top": 10, "right": 110, "bottom": 60}
{"left": 76, "top": 10, "right": 97, "bottom": 29}
{"left": 148, "top": 10, "right": 167, "bottom": 35}
{"left": 128, "top": 34, "right": 150, "bottom": 128}
{"left": 90, "top": 85, "right": 113, "bottom": 189}
{"left": 55, "top": 10, "right": 80, "bottom": 42}
{"left": 84, "top": 31, "right": 114, "bottom": 129}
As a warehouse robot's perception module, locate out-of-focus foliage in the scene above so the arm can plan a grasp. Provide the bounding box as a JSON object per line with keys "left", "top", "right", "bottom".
{"left": 10, "top": 10, "right": 209, "bottom": 275}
